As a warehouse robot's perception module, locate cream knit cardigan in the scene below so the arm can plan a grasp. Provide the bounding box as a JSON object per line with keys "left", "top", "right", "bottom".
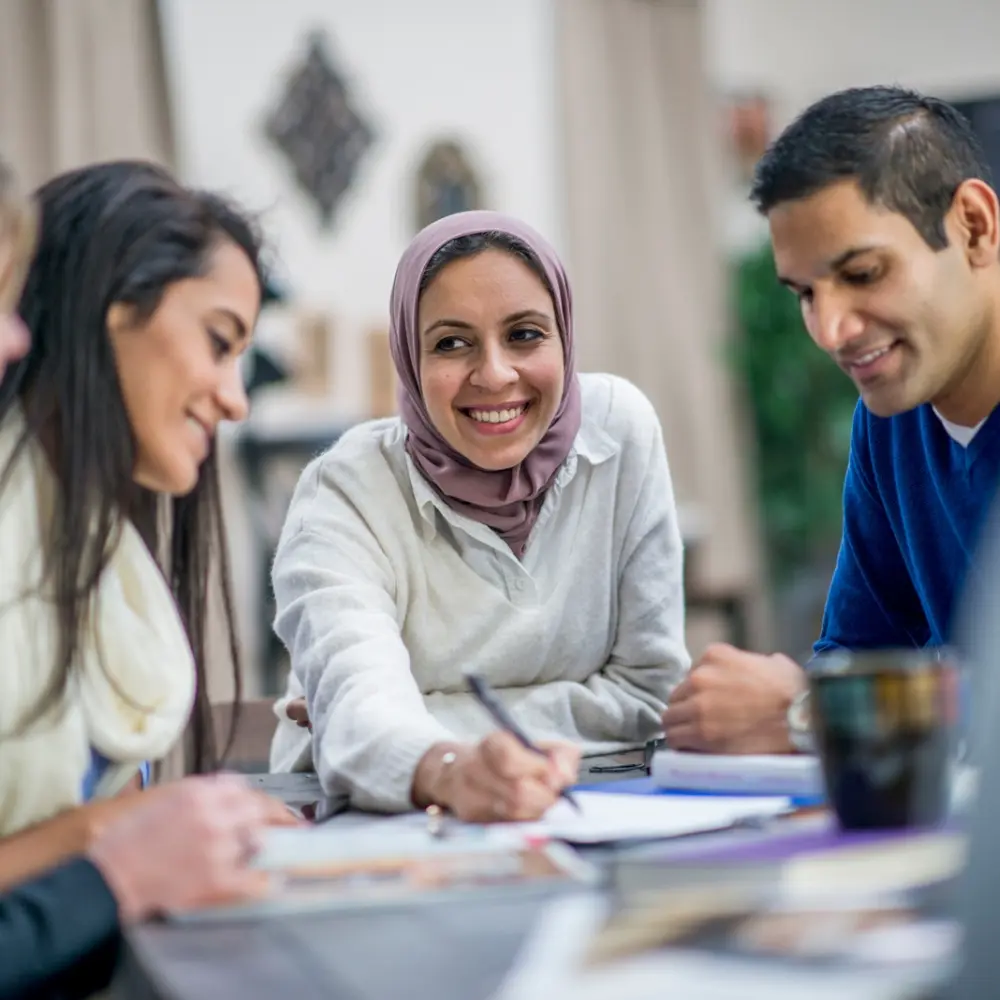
{"left": 0, "top": 408, "right": 195, "bottom": 835}
{"left": 270, "top": 373, "right": 690, "bottom": 812}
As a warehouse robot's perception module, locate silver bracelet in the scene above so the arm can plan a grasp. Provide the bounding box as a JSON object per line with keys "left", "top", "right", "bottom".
{"left": 425, "top": 751, "right": 458, "bottom": 837}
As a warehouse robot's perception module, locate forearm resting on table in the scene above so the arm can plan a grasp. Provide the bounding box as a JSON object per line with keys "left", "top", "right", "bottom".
{"left": 0, "top": 796, "right": 134, "bottom": 892}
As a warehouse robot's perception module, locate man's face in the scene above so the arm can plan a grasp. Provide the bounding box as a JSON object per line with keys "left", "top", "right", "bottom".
{"left": 768, "top": 179, "right": 990, "bottom": 418}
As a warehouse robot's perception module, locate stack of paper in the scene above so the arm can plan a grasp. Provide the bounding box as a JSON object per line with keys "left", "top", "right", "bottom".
{"left": 650, "top": 749, "right": 824, "bottom": 797}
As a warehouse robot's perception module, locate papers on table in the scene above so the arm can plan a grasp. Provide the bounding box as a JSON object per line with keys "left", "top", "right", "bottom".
{"left": 493, "top": 894, "right": 949, "bottom": 1000}
{"left": 167, "top": 821, "right": 597, "bottom": 924}
{"left": 494, "top": 829, "right": 963, "bottom": 1000}
{"left": 781, "top": 830, "right": 966, "bottom": 898}
{"left": 650, "top": 749, "right": 824, "bottom": 797}
{"left": 507, "top": 791, "right": 792, "bottom": 844}
{"left": 323, "top": 790, "right": 793, "bottom": 845}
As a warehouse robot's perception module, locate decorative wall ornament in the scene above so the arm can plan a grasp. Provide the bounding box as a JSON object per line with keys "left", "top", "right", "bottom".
{"left": 413, "top": 138, "right": 484, "bottom": 232}
{"left": 264, "top": 30, "right": 375, "bottom": 228}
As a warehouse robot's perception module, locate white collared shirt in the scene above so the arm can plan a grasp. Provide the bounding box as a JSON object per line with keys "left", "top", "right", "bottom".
{"left": 269, "top": 373, "right": 690, "bottom": 812}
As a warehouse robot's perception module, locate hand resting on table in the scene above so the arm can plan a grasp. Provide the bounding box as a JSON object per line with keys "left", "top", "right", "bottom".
{"left": 662, "top": 642, "right": 805, "bottom": 754}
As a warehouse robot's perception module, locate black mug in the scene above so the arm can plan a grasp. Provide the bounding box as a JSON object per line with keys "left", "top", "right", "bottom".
{"left": 808, "top": 648, "right": 960, "bottom": 831}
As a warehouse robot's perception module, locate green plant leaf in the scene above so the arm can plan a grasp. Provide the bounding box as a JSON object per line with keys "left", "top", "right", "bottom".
{"left": 730, "top": 241, "right": 859, "bottom": 582}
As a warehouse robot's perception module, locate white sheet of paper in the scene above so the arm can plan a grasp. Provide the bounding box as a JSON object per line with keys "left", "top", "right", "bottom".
{"left": 508, "top": 791, "right": 791, "bottom": 844}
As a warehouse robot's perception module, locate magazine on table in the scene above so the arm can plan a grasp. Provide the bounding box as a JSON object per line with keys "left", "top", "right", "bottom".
{"left": 165, "top": 822, "right": 598, "bottom": 923}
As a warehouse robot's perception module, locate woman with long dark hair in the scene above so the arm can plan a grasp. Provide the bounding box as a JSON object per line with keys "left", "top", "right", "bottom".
{"left": 0, "top": 159, "right": 266, "bottom": 881}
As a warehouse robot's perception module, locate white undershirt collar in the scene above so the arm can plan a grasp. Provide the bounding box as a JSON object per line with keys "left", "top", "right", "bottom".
{"left": 933, "top": 407, "right": 987, "bottom": 447}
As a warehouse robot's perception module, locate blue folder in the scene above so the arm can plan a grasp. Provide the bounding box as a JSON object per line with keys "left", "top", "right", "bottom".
{"left": 574, "top": 775, "right": 824, "bottom": 809}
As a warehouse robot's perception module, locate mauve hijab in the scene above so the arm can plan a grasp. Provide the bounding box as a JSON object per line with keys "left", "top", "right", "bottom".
{"left": 388, "top": 211, "right": 582, "bottom": 558}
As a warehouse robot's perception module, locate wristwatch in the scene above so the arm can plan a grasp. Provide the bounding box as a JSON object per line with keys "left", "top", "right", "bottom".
{"left": 786, "top": 689, "right": 815, "bottom": 753}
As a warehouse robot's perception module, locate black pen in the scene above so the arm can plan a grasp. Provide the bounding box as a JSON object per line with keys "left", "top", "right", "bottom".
{"left": 465, "top": 673, "right": 582, "bottom": 813}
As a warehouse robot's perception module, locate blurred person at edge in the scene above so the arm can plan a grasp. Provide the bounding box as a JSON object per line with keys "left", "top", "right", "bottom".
{"left": 0, "top": 162, "right": 294, "bottom": 999}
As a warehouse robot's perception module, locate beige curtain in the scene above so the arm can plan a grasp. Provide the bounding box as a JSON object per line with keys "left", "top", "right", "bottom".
{"left": 0, "top": 0, "right": 174, "bottom": 188}
{"left": 555, "top": 0, "right": 764, "bottom": 623}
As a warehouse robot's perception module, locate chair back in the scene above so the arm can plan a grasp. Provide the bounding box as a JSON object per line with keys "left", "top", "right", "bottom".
{"left": 212, "top": 697, "right": 278, "bottom": 773}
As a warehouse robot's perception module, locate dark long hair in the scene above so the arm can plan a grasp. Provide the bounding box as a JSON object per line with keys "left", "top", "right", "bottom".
{"left": 0, "top": 160, "right": 264, "bottom": 771}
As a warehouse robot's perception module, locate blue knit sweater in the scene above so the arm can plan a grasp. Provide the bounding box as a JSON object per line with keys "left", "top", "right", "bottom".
{"left": 814, "top": 400, "right": 1000, "bottom": 655}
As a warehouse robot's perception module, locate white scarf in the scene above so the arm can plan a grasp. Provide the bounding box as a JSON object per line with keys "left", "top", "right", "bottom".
{"left": 0, "top": 408, "right": 195, "bottom": 835}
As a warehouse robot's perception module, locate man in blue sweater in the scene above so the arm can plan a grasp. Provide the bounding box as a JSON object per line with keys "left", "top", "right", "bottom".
{"left": 664, "top": 85, "right": 1000, "bottom": 754}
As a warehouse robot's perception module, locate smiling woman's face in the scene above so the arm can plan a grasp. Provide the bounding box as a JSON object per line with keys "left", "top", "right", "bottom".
{"left": 417, "top": 249, "right": 565, "bottom": 471}
{"left": 107, "top": 239, "right": 261, "bottom": 495}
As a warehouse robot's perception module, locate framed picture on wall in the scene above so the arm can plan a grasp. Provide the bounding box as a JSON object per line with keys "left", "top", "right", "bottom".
{"left": 413, "top": 138, "right": 484, "bottom": 232}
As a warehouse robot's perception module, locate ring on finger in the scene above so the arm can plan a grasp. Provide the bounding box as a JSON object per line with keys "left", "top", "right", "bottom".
{"left": 237, "top": 828, "right": 259, "bottom": 866}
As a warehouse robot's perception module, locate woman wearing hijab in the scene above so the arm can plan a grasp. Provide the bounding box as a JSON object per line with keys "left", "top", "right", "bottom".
{"left": 270, "top": 212, "right": 690, "bottom": 821}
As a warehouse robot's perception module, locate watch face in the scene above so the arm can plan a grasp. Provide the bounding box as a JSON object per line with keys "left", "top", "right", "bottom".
{"left": 789, "top": 693, "right": 810, "bottom": 732}
{"left": 787, "top": 692, "right": 815, "bottom": 753}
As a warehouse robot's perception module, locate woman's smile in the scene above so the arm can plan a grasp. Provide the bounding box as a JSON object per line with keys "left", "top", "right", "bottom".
{"left": 460, "top": 400, "right": 532, "bottom": 435}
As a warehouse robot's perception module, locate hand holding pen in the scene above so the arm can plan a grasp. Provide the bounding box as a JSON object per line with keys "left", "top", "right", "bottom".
{"left": 465, "top": 673, "right": 583, "bottom": 814}
{"left": 410, "top": 677, "right": 582, "bottom": 824}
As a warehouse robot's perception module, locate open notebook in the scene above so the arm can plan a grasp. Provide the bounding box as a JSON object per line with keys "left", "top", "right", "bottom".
{"left": 362, "top": 790, "right": 793, "bottom": 845}
{"left": 506, "top": 791, "right": 792, "bottom": 844}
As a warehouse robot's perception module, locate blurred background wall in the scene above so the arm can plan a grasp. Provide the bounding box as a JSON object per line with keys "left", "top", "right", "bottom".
{"left": 159, "top": 0, "right": 564, "bottom": 416}
{"left": 707, "top": 0, "right": 1000, "bottom": 118}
